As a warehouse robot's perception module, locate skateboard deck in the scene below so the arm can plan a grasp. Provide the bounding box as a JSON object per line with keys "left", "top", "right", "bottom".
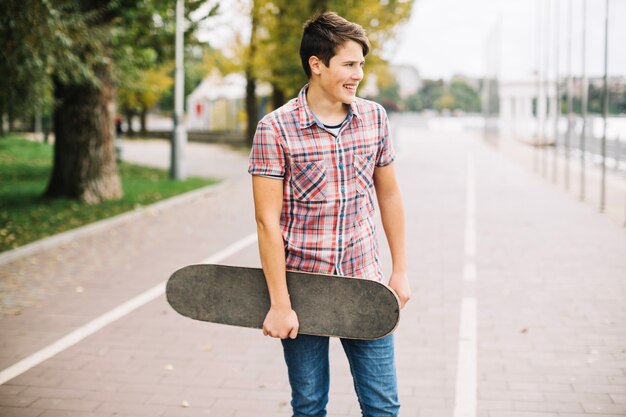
{"left": 166, "top": 264, "right": 400, "bottom": 340}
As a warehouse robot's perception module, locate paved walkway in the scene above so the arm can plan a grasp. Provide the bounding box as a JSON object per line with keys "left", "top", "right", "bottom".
{"left": 0, "top": 128, "right": 624, "bottom": 417}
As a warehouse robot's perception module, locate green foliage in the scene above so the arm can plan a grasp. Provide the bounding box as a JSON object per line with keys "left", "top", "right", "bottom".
{"left": 250, "top": 0, "right": 415, "bottom": 106}
{"left": 0, "top": 0, "right": 219, "bottom": 129}
{"left": 448, "top": 79, "right": 481, "bottom": 112}
{"left": 0, "top": 0, "right": 103, "bottom": 125}
{"left": 410, "top": 78, "right": 482, "bottom": 113}
{"left": 375, "top": 78, "right": 402, "bottom": 112}
{"left": 159, "top": 45, "right": 238, "bottom": 113}
{"left": 405, "top": 92, "right": 423, "bottom": 112}
{"left": 0, "top": 136, "right": 215, "bottom": 252}
{"left": 113, "top": 1, "right": 219, "bottom": 117}
{"left": 419, "top": 79, "right": 445, "bottom": 111}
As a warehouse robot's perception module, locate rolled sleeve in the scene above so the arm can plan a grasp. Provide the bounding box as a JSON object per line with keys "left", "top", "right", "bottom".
{"left": 375, "top": 108, "right": 396, "bottom": 167}
{"left": 248, "top": 120, "right": 286, "bottom": 177}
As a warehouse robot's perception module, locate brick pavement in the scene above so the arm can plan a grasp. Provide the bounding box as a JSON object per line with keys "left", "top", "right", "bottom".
{"left": 0, "top": 127, "right": 625, "bottom": 416}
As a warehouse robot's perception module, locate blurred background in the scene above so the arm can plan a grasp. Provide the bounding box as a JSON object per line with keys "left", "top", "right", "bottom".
{"left": 1, "top": 0, "right": 625, "bottom": 227}
{"left": 1, "top": 2, "right": 626, "bottom": 416}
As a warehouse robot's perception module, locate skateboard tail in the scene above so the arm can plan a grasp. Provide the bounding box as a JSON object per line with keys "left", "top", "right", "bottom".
{"left": 166, "top": 264, "right": 400, "bottom": 340}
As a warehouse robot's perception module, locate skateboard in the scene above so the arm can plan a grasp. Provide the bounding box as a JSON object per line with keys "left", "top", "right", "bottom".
{"left": 166, "top": 264, "right": 400, "bottom": 340}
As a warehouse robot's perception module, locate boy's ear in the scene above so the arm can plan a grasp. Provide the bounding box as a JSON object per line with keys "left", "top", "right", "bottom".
{"left": 309, "top": 56, "right": 323, "bottom": 76}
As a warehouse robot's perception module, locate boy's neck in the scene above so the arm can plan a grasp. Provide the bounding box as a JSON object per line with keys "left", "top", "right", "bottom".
{"left": 306, "top": 82, "right": 349, "bottom": 126}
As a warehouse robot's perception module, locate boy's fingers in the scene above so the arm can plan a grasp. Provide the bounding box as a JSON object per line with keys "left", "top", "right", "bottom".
{"left": 288, "top": 326, "right": 299, "bottom": 339}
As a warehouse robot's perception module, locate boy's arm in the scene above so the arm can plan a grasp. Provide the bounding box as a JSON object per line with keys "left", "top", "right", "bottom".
{"left": 373, "top": 163, "right": 411, "bottom": 308}
{"left": 252, "top": 175, "right": 299, "bottom": 338}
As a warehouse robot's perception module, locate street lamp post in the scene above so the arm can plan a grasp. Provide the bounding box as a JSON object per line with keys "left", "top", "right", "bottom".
{"left": 171, "top": 0, "right": 187, "bottom": 180}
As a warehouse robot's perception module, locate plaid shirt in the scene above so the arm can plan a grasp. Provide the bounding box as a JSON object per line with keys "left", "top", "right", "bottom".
{"left": 248, "top": 85, "right": 396, "bottom": 282}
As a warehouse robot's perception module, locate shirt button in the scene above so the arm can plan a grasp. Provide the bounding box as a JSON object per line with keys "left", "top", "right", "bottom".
{"left": 338, "top": 237, "right": 343, "bottom": 243}
{"left": 340, "top": 187, "right": 345, "bottom": 193}
{"left": 339, "top": 163, "right": 344, "bottom": 169}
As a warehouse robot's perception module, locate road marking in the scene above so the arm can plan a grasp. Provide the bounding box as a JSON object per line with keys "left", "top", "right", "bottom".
{"left": 465, "top": 152, "right": 476, "bottom": 258}
{"left": 463, "top": 263, "right": 476, "bottom": 282}
{"left": 453, "top": 297, "right": 477, "bottom": 417}
{"left": 0, "top": 233, "right": 258, "bottom": 385}
{"left": 454, "top": 151, "right": 477, "bottom": 417}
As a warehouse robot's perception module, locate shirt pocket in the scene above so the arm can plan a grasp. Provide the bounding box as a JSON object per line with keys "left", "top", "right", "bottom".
{"left": 354, "top": 154, "right": 375, "bottom": 195}
{"left": 291, "top": 160, "right": 327, "bottom": 201}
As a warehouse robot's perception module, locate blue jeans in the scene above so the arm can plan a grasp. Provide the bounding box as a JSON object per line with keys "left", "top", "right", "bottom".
{"left": 281, "top": 334, "right": 399, "bottom": 417}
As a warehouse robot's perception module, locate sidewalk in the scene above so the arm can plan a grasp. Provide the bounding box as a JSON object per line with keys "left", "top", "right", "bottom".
{"left": 0, "top": 128, "right": 625, "bottom": 417}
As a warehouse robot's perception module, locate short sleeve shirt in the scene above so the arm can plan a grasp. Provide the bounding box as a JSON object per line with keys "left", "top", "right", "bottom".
{"left": 248, "top": 85, "right": 396, "bottom": 282}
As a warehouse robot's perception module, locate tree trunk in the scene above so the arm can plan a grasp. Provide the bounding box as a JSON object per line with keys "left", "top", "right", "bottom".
{"left": 140, "top": 108, "right": 147, "bottom": 136}
{"left": 7, "top": 100, "right": 14, "bottom": 133}
{"left": 45, "top": 61, "right": 122, "bottom": 204}
{"left": 0, "top": 97, "right": 4, "bottom": 137}
{"left": 246, "top": 77, "right": 258, "bottom": 147}
{"left": 245, "top": 1, "right": 259, "bottom": 147}
{"left": 125, "top": 112, "right": 135, "bottom": 136}
{"left": 272, "top": 84, "right": 286, "bottom": 109}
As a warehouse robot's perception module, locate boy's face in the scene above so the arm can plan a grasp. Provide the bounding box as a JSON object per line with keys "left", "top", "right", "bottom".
{"left": 315, "top": 40, "right": 365, "bottom": 105}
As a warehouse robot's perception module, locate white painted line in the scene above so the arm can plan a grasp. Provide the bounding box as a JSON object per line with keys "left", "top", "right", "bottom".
{"left": 465, "top": 152, "right": 476, "bottom": 258}
{"left": 454, "top": 151, "right": 478, "bottom": 417}
{"left": 0, "top": 233, "right": 258, "bottom": 385}
{"left": 453, "top": 297, "right": 477, "bottom": 417}
{"left": 463, "top": 264, "right": 476, "bottom": 282}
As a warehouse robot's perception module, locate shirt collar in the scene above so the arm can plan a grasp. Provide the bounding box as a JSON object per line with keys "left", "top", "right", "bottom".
{"left": 297, "top": 84, "right": 361, "bottom": 130}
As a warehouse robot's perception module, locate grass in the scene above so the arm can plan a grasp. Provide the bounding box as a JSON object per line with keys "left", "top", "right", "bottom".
{"left": 0, "top": 135, "right": 217, "bottom": 253}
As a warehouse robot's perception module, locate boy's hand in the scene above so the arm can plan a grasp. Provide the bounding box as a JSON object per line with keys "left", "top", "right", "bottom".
{"left": 388, "top": 272, "right": 411, "bottom": 309}
{"left": 263, "top": 305, "right": 299, "bottom": 339}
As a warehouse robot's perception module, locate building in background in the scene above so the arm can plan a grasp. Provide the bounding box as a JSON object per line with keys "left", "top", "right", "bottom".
{"left": 391, "top": 64, "right": 422, "bottom": 99}
{"left": 187, "top": 71, "right": 271, "bottom": 132}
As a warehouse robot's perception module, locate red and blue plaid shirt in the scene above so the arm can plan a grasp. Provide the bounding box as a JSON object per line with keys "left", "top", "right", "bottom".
{"left": 248, "top": 85, "right": 396, "bottom": 282}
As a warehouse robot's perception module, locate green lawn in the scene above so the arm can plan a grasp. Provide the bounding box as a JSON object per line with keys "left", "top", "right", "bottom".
{"left": 0, "top": 135, "right": 217, "bottom": 253}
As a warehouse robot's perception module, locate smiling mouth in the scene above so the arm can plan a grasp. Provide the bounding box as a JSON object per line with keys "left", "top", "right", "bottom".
{"left": 343, "top": 84, "right": 357, "bottom": 92}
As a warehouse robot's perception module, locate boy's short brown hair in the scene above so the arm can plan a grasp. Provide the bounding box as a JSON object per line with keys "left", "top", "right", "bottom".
{"left": 299, "top": 12, "right": 370, "bottom": 79}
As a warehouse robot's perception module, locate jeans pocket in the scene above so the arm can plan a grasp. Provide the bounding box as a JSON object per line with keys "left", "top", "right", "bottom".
{"left": 354, "top": 154, "right": 375, "bottom": 195}
{"left": 291, "top": 160, "right": 327, "bottom": 201}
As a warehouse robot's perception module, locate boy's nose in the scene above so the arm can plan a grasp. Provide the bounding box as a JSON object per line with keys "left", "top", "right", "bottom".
{"left": 352, "top": 67, "right": 364, "bottom": 80}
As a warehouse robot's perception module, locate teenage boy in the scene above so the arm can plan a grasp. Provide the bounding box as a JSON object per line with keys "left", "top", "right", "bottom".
{"left": 248, "top": 11, "right": 410, "bottom": 417}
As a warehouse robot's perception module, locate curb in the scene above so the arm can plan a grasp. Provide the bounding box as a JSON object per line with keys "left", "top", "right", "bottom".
{"left": 0, "top": 180, "right": 230, "bottom": 267}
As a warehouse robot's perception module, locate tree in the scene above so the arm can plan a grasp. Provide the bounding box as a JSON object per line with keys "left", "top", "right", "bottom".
{"left": 45, "top": 1, "right": 124, "bottom": 203}
{"left": 0, "top": 1, "right": 88, "bottom": 135}
{"left": 375, "top": 78, "right": 402, "bottom": 112}
{"left": 434, "top": 94, "right": 455, "bottom": 111}
{"left": 113, "top": 1, "right": 219, "bottom": 134}
{"left": 419, "top": 79, "right": 445, "bottom": 110}
{"left": 245, "top": 1, "right": 260, "bottom": 146}
{"left": 247, "top": 0, "right": 414, "bottom": 112}
{"left": 2, "top": 0, "right": 217, "bottom": 203}
{"left": 118, "top": 66, "right": 174, "bottom": 135}
{"left": 405, "top": 92, "right": 423, "bottom": 112}
{"left": 448, "top": 79, "right": 481, "bottom": 112}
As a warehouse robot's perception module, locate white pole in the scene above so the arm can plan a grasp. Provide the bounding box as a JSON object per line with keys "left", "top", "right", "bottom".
{"left": 600, "top": 0, "right": 609, "bottom": 212}
{"left": 552, "top": 0, "right": 560, "bottom": 183}
{"left": 580, "top": 0, "right": 588, "bottom": 201}
{"left": 565, "top": 0, "right": 573, "bottom": 191}
{"left": 534, "top": 0, "right": 543, "bottom": 172}
{"left": 541, "top": 0, "right": 553, "bottom": 177}
{"left": 171, "top": 0, "right": 187, "bottom": 180}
